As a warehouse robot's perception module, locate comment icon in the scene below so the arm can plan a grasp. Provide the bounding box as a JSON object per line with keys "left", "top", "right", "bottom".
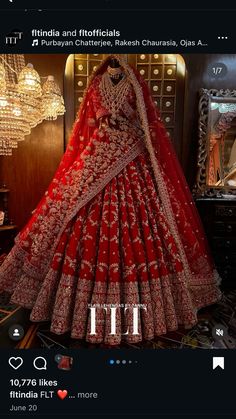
{"left": 33, "top": 356, "right": 47, "bottom": 370}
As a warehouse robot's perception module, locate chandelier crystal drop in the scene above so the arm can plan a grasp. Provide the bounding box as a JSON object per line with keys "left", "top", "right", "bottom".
{"left": 18, "top": 63, "right": 42, "bottom": 98}
{"left": 0, "top": 63, "right": 6, "bottom": 93}
{"left": 0, "top": 54, "right": 66, "bottom": 156}
{"left": 42, "top": 75, "right": 66, "bottom": 120}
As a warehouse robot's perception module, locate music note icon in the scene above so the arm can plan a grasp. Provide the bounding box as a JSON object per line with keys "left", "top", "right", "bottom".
{"left": 32, "top": 39, "right": 39, "bottom": 46}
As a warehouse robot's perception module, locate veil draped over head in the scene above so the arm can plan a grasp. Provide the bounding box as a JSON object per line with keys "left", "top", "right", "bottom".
{"left": 1, "top": 54, "right": 220, "bottom": 305}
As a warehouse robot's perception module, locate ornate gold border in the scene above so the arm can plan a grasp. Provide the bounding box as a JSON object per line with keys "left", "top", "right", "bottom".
{"left": 193, "top": 88, "right": 236, "bottom": 198}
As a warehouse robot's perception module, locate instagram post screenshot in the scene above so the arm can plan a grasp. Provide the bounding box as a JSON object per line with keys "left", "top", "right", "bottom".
{"left": 0, "top": 2, "right": 236, "bottom": 416}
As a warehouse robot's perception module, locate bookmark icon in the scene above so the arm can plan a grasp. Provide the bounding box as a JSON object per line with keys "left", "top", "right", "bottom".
{"left": 212, "top": 357, "right": 224, "bottom": 370}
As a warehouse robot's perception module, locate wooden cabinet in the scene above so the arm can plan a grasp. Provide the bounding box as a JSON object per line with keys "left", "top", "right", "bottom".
{"left": 196, "top": 198, "right": 236, "bottom": 289}
{"left": 0, "top": 186, "right": 17, "bottom": 254}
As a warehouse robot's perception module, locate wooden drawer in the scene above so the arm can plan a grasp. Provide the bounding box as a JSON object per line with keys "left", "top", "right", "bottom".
{"left": 214, "top": 205, "right": 236, "bottom": 220}
{"left": 213, "top": 252, "right": 236, "bottom": 267}
{"left": 211, "top": 236, "right": 236, "bottom": 250}
{"left": 214, "top": 221, "right": 236, "bottom": 236}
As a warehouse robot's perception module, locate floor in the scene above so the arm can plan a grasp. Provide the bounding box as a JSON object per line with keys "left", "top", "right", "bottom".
{"left": 1, "top": 290, "right": 236, "bottom": 349}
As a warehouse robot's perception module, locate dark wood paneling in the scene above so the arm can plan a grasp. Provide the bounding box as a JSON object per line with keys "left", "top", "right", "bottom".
{"left": 64, "top": 54, "right": 75, "bottom": 145}
{"left": 196, "top": 198, "right": 236, "bottom": 289}
{"left": 182, "top": 54, "right": 236, "bottom": 187}
{"left": 0, "top": 54, "right": 68, "bottom": 230}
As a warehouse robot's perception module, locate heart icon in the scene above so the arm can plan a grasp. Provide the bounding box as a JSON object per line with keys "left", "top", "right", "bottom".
{"left": 8, "top": 357, "right": 23, "bottom": 370}
{"left": 57, "top": 390, "right": 68, "bottom": 400}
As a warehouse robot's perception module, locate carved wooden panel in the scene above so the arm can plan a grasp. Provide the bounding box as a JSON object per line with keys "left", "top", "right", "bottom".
{"left": 74, "top": 54, "right": 107, "bottom": 110}
{"left": 129, "top": 54, "right": 177, "bottom": 140}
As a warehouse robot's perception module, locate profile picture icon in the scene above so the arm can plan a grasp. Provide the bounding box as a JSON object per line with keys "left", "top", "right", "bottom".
{"left": 13, "top": 328, "right": 20, "bottom": 337}
{"left": 8, "top": 324, "right": 24, "bottom": 341}
{"left": 55, "top": 354, "right": 73, "bottom": 371}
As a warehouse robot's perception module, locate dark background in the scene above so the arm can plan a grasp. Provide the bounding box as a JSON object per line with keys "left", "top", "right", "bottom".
{"left": 1, "top": 0, "right": 235, "bottom": 11}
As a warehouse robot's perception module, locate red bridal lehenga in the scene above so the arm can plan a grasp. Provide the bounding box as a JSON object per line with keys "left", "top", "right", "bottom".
{"left": 0, "top": 55, "right": 221, "bottom": 345}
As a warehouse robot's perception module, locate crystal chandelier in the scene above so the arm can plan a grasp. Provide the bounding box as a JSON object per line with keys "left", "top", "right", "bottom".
{"left": 42, "top": 76, "right": 65, "bottom": 120}
{"left": 0, "top": 55, "right": 65, "bottom": 156}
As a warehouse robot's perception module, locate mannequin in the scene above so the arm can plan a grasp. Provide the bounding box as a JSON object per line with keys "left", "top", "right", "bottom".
{"left": 107, "top": 57, "right": 124, "bottom": 85}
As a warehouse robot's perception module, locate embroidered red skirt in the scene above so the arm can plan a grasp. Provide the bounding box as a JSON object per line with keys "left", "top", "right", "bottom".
{"left": 1, "top": 150, "right": 220, "bottom": 345}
